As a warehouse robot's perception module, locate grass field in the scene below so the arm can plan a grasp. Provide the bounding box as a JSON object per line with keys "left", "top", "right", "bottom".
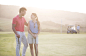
{"left": 0, "top": 32, "right": 86, "bottom": 56}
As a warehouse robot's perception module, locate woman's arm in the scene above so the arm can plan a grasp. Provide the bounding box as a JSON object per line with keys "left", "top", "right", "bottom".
{"left": 35, "top": 27, "right": 40, "bottom": 38}
{"left": 37, "top": 27, "right": 40, "bottom": 35}
{"left": 36, "top": 22, "right": 40, "bottom": 36}
{"left": 28, "top": 22, "right": 35, "bottom": 36}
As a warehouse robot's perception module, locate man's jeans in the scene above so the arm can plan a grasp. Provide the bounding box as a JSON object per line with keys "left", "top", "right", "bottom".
{"left": 15, "top": 31, "right": 28, "bottom": 56}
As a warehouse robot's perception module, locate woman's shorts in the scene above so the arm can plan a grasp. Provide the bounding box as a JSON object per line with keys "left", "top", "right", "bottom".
{"left": 27, "top": 33, "right": 38, "bottom": 44}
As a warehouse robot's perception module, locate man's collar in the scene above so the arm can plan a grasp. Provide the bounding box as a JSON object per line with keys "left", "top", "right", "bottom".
{"left": 17, "top": 15, "right": 22, "bottom": 19}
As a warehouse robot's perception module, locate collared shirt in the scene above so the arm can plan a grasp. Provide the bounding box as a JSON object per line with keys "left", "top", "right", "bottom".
{"left": 12, "top": 15, "right": 26, "bottom": 32}
{"left": 29, "top": 20, "right": 38, "bottom": 33}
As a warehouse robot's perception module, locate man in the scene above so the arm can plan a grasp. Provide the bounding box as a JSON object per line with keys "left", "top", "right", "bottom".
{"left": 12, "top": 7, "right": 28, "bottom": 56}
{"left": 77, "top": 25, "right": 80, "bottom": 34}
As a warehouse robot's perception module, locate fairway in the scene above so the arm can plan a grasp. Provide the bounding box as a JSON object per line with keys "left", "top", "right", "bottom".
{"left": 0, "top": 32, "right": 86, "bottom": 56}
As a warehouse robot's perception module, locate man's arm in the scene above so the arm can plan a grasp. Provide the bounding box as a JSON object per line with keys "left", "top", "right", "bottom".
{"left": 25, "top": 22, "right": 28, "bottom": 26}
{"left": 12, "top": 24, "right": 17, "bottom": 34}
{"left": 12, "top": 24, "right": 20, "bottom": 38}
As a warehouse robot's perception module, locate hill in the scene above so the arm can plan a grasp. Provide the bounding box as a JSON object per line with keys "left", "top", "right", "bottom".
{"left": 0, "top": 4, "right": 86, "bottom": 32}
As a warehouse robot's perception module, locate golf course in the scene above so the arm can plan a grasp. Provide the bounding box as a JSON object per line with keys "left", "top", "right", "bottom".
{"left": 0, "top": 3, "right": 86, "bottom": 56}
{"left": 0, "top": 32, "right": 86, "bottom": 56}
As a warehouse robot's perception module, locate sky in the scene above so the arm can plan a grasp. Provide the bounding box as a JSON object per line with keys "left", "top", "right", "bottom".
{"left": 0, "top": 0, "right": 86, "bottom": 13}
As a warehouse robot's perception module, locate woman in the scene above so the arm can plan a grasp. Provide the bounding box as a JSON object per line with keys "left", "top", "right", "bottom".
{"left": 27, "top": 13, "right": 40, "bottom": 56}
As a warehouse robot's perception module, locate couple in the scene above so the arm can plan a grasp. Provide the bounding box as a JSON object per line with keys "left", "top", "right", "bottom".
{"left": 12, "top": 7, "right": 40, "bottom": 56}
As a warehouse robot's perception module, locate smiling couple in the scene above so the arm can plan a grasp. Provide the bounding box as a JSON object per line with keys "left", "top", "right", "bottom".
{"left": 12, "top": 7, "right": 40, "bottom": 56}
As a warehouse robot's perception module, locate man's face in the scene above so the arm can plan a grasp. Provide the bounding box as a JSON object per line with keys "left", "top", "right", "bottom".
{"left": 21, "top": 10, "right": 26, "bottom": 16}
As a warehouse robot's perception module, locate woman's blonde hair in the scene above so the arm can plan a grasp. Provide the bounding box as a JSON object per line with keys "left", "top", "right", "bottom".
{"left": 31, "top": 13, "right": 40, "bottom": 30}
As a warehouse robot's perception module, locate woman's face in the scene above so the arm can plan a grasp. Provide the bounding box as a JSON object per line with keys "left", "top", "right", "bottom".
{"left": 31, "top": 14, "right": 36, "bottom": 19}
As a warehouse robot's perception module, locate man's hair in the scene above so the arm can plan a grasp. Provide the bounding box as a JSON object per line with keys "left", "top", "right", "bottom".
{"left": 19, "top": 7, "right": 27, "bottom": 13}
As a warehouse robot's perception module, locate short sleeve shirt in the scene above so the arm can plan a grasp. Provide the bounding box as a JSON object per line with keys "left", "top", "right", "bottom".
{"left": 12, "top": 15, "right": 26, "bottom": 32}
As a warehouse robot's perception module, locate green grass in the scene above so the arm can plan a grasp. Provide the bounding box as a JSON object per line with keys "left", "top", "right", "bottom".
{"left": 0, "top": 32, "right": 86, "bottom": 56}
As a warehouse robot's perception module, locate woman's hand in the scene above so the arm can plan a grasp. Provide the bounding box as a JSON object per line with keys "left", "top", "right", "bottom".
{"left": 32, "top": 34, "right": 38, "bottom": 39}
{"left": 32, "top": 34, "right": 36, "bottom": 39}
{"left": 34, "top": 34, "right": 38, "bottom": 39}
{"left": 35, "top": 34, "right": 38, "bottom": 37}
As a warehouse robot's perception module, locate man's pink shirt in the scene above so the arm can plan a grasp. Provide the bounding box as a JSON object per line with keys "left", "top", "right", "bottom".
{"left": 12, "top": 15, "right": 26, "bottom": 32}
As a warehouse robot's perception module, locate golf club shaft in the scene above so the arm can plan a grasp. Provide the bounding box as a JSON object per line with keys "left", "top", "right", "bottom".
{"left": 18, "top": 38, "right": 19, "bottom": 44}
{"left": 35, "top": 38, "right": 38, "bottom": 56}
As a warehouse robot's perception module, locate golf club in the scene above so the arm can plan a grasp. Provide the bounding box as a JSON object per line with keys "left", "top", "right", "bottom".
{"left": 35, "top": 38, "right": 38, "bottom": 56}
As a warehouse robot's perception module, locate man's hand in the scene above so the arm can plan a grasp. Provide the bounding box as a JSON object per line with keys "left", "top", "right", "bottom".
{"left": 16, "top": 34, "right": 20, "bottom": 38}
{"left": 25, "top": 22, "right": 28, "bottom": 26}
